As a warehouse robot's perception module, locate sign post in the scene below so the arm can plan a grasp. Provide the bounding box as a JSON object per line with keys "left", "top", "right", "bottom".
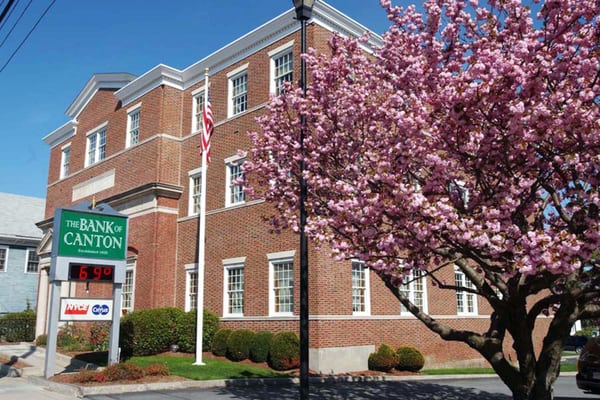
{"left": 44, "top": 201, "right": 128, "bottom": 378}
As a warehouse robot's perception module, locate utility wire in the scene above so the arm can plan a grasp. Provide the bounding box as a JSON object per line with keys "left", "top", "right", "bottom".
{"left": 0, "top": 0, "right": 55, "bottom": 74}
{"left": 0, "top": 0, "right": 16, "bottom": 31}
{"left": 0, "top": 0, "right": 31, "bottom": 48}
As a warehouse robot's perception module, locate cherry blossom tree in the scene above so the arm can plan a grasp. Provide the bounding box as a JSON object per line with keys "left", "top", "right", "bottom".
{"left": 245, "top": 0, "right": 600, "bottom": 399}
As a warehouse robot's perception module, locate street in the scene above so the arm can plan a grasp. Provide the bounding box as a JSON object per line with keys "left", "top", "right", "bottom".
{"left": 84, "top": 376, "right": 598, "bottom": 400}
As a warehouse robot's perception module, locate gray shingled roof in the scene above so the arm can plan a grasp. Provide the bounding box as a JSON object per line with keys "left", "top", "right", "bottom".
{"left": 0, "top": 192, "right": 45, "bottom": 240}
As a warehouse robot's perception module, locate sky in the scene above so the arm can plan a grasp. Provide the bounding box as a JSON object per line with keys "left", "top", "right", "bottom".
{"left": 0, "top": 0, "right": 401, "bottom": 199}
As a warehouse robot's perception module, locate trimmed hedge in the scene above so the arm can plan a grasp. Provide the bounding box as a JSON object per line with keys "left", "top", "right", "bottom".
{"left": 226, "top": 329, "right": 255, "bottom": 361}
{"left": 211, "top": 328, "right": 232, "bottom": 357}
{"left": 119, "top": 307, "right": 184, "bottom": 357}
{"left": 268, "top": 331, "right": 300, "bottom": 371}
{"left": 175, "top": 309, "right": 220, "bottom": 353}
{"left": 396, "top": 346, "right": 425, "bottom": 372}
{"left": 249, "top": 331, "right": 273, "bottom": 363}
{"left": 368, "top": 344, "right": 399, "bottom": 372}
{"left": 0, "top": 310, "right": 36, "bottom": 342}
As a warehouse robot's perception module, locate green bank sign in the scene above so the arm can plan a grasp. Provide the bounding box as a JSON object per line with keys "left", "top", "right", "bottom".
{"left": 58, "top": 209, "right": 127, "bottom": 260}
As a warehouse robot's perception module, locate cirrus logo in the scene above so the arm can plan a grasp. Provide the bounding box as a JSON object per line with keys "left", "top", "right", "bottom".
{"left": 92, "top": 304, "right": 110, "bottom": 315}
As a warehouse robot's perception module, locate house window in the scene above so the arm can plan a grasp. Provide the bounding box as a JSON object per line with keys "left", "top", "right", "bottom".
{"left": 351, "top": 260, "right": 370, "bottom": 315}
{"left": 188, "top": 168, "right": 202, "bottom": 215}
{"left": 269, "top": 252, "right": 295, "bottom": 316}
{"left": 25, "top": 249, "right": 39, "bottom": 273}
{"left": 60, "top": 144, "right": 70, "bottom": 178}
{"left": 121, "top": 262, "right": 135, "bottom": 314}
{"left": 270, "top": 45, "right": 293, "bottom": 95}
{"left": 227, "top": 65, "right": 248, "bottom": 117}
{"left": 185, "top": 264, "right": 198, "bottom": 312}
{"left": 455, "top": 267, "right": 477, "bottom": 315}
{"left": 0, "top": 247, "right": 7, "bottom": 272}
{"left": 400, "top": 269, "right": 427, "bottom": 314}
{"left": 223, "top": 260, "right": 245, "bottom": 316}
{"left": 225, "top": 155, "right": 245, "bottom": 207}
{"left": 126, "top": 105, "right": 141, "bottom": 147}
{"left": 86, "top": 125, "right": 107, "bottom": 166}
{"left": 192, "top": 89, "right": 205, "bottom": 133}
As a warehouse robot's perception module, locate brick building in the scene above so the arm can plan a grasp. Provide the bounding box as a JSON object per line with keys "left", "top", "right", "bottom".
{"left": 35, "top": 2, "right": 542, "bottom": 373}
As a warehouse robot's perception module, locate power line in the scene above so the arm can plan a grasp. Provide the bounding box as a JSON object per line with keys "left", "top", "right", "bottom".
{"left": 0, "top": 0, "right": 55, "bottom": 74}
{"left": 0, "top": 0, "right": 31, "bottom": 48}
{"left": 0, "top": 0, "right": 16, "bottom": 30}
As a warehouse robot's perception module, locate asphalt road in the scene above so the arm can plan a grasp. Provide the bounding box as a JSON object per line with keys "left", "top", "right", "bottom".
{"left": 84, "top": 376, "right": 598, "bottom": 400}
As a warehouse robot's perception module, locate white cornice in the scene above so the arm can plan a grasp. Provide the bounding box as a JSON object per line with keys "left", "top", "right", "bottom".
{"left": 65, "top": 72, "right": 137, "bottom": 118}
{"left": 114, "top": 64, "right": 184, "bottom": 107}
{"left": 42, "top": 119, "right": 78, "bottom": 148}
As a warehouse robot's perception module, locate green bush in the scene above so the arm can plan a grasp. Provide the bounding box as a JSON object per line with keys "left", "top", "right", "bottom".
{"left": 268, "top": 331, "right": 300, "bottom": 371}
{"left": 396, "top": 346, "right": 425, "bottom": 372}
{"left": 175, "top": 309, "right": 220, "bottom": 353}
{"left": 119, "top": 307, "right": 184, "bottom": 357}
{"left": 249, "top": 331, "right": 273, "bottom": 363}
{"left": 368, "top": 344, "right": 399, "bottom": 372}
{"left": 226, "top": 329, "right": 255, "bottom": 361}
{"left": 89, "top": 322, "right": 111, "bottom": 351}
{"left": 57, "top": 324, "right": 88, "bottom": 351}
{"left": 35, "top": 334, "right": 47, "bottom": 347}
{"left": 211, "top": 328, "right": 232, "bottom": 356}
{"left": 0, "top": 310, "right": 36, "bottom": 342}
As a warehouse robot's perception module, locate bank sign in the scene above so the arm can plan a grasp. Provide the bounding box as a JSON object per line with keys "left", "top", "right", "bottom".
{"left": 58, "top": 209, "right": 127, "bottom": 260}
{"left": 60, "top": 298, "right": 113, "bottom": 321}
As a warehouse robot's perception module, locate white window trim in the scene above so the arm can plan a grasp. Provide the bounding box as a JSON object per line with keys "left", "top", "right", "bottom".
{"left": 222, "top": 257, "right": 246, "bottom": 317}
{"left": 126, "top": 103, "right": 141, "bottom": 148}
{"left": 351, "top": 260, "right": 371, "bottom": 316}
{"left": 60, "top": 143, "right": 71, "bottom": 179}
{"left": 188, "top": 167, "right": 203, "bottom": 216}
{"left": 122, "top": 262, "right": 136, "bottom": 314}
{"left": 191, "top": 86, "right": 206, "bottom": 133}
{"left": 0, "top": 246, "right": 8, "bottom": 272}
{"left": 225, "top": 153, "right": 246, "bottom": 207}
{"left": 184, "top": 263, "right": 198, "bottom": 312}
{"left": 399, "top": 269, "right": 428, "bottom": 315}
{"left": 455, "top": 266, "right": 478, "bottom": 316}
{"left": 85, "top": 122, "right": 108, "bottom": 167}
{"left": 24, "top": 248, "right": 38, "bottom": 274}
{"left": 268, "top": 251, "right": 295, "bottom": 317}
{"left": 269, "top": 40, "right": 294, "bottom": 95}
{"left": 227, "top": 63, "right": 249, "bottom": 118}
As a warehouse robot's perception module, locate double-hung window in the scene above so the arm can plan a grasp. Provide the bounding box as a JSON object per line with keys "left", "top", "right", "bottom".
{"left": 121, "top": 260, "right": 135, "bottom": 314}
{"left": 400, "top": 269, "right": 427, "bottom": 314}
{"left": 192, "top": 88, "right": 205, "bottom": 133}
{"left": 126, "top": 104, "right": 141, "bottom": 147}
{"left": 223, "top": 258, "right": 245, "bottom": 317}
{"left": 268, "top": 251, "right": 295, "bottom": 316}
{"left": 455, "top": 267, "right": 477, "bottom": 315}
{"left": 188, "top": 168, "right": 202, "bottom": 215}
{"left": 86, "top": 124, "right": 107, "bottom": 166}
{"left": 269, "top": 41, "right": 294, "bottom": 95}
{"left": 227, "top": 64, "right": 248, "bottom": 117}
{"left": 25, "top": 249, "right": 39, "bottom": 273}
{"left": 60, "top": 144, "right": 70, "bottom": 178}
{"left": 351, "top": 260, "right": 370, "bottom": 315}
{"left": 185, "top": 264, "right": 198, "bottom": 312}
{"left": 225, "top": 155, "right": 245, "bottom": 207}
{"left": 0, "top": 246, "right": 7, "bottom": 272}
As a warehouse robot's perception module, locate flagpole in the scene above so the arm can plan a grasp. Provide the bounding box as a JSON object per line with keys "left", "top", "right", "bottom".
{"left": 194, "top": 68, "right": 210, "bottom": 365}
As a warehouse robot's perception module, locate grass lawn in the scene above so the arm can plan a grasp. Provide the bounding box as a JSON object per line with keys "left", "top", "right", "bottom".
{"left": 422, "top": 363, "right": 577, "bottom": 375}
{"left": 129, "top": 355, "right": 291, "bottom": 381}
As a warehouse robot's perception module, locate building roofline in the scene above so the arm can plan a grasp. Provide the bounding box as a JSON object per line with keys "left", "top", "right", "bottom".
{"left": 42, "top": 119, "right": 78, "bottom": 148}
{"left": 65, "top": 72, "right": 137, "bottom": 118}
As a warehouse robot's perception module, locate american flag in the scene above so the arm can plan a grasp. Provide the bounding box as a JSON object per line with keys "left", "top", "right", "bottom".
{"left": 202, "top": 96, "right": 214, "bottom": 163}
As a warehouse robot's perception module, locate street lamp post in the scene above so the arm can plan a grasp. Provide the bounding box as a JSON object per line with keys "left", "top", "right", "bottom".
{"left": 292, "top": 1, "right": 314, "bottom": 400}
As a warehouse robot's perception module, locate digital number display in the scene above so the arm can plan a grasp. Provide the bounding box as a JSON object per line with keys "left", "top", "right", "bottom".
{"left": 68, "top": 263, "right": 114, "bottom": 282}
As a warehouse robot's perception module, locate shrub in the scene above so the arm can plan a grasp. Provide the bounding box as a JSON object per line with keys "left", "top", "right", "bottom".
{"left": 211, "top": 328, "right": 232, "bottom": 356}
{"left": 226, "top": 329, "right": 255, "bottom": 361}
{"left": 396, "top": 346, "right": 425, "bottom": 372}
{"left": 175, "top": 309, "right": 220, "bottom": 353}
{"left": 0, "top": 310, "right": 36, "bottom": 342}
{"left": 144, "top": 363, "right": 170, "bottom": 376}
{"left": 57, "top": 324, "right": 88, "bottom": 351}
{"left": 35, "top": 334, "right": 47, "bottom": 347}
{"left": 368, "top": 344, "right": 399, "bottom": 372}
{"left": 119, "top": 307, "right": 184, "bottom": 357}
{"left": 103, "top": 361, "right": 144, "bottom": 381}
{"left": 268, "top": 331, "right": 300, "bottom": 371}
{"left": 249, "top": 331, "right": 273, "bottom": 363}
{"left": 89, "top": 322, "right": 111, "bottom": 352}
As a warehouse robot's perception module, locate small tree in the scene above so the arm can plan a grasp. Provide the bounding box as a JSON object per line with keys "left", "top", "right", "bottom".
{"left": 246, "top": 1, "right": 600, "bottom": 398}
